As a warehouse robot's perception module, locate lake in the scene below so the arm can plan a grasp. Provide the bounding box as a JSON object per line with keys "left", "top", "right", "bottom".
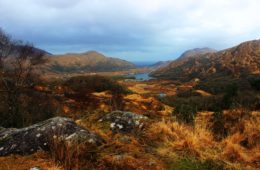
{"left": 125, "top": 73, "right": 154, "bottom": 81}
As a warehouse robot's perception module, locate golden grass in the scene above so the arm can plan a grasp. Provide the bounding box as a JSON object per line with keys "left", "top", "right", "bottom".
{"left": 75, "top": 108, "right": 260, "bottom": 169}
{"left": 97, "top": 154, "right": 164, "bottom": 170}
{"left": 145, "top": 119, "right": 217, "bottom": 158}
{"left": 1, "top": 109, "right": 259, "bottom": 170}
{"left": 124, "top": 94, "right": 173, "bottom": 116}
{"left": 221, "top": 115, "right": 260, "bottom": 168}
{"left": 0, "top": 152, "right": 63, "bottom": 170}
{"left": 194, "top": 90, "right": 212, "bottom": 96}
{"left": 144, "top": 110, "right": 260, "bottom": 170}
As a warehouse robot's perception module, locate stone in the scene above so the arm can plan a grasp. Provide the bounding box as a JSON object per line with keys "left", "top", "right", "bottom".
{"left": 100, "top": 111, "right": 148, "bottom": 133}
{"left": 0, "top": 117, "right": 105, "bottom": 156}
{"left": 30, "top": 167, "right": 41, "bottom": 170}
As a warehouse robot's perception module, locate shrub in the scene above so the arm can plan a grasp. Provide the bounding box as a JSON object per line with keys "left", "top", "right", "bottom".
{"left": 210, "top": 111, "right": 227, "bottom": 140}
{"left": 176, "top": 89, "right": 199, "bottom": 98}
{"left": 173, "top": 104, "right": 197, "bottom": 124}
{"left": 221, "top": 83, "right": 238, "bottom": 109}
{"left": 0, "top": 87, "right": 56, "bottom": 128}
{"left": 65, "top": 75, "right": 131, "bottom": 95}
{"left": 249, "top": 77, "right": 260, "bottom": 91}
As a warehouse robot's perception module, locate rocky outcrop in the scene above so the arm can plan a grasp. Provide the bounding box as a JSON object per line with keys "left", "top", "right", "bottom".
{"left": 0, "top": 117, "right": 104, "bottom": 156}
{"left": 99, "top": 111, "right": 148, "bottom": 133}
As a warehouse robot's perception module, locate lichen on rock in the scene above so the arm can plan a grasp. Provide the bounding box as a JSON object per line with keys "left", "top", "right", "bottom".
{"left": 99, "top": 111, "right": 148, "bottom": 133}
{"left": 0, "top": 117, "right": 104, "bottom": 156}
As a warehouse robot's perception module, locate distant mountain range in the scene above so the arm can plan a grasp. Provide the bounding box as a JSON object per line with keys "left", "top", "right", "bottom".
{"left": 151, "top": 40, "right": 260, "bottom": 81}
{"left": 40, "top": 51, "right": 136, "bottom": 74}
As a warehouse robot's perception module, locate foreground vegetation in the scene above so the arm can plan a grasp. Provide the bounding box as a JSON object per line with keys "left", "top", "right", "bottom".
{"left": 1, "top": 74, "right": 259, "bottom": 170}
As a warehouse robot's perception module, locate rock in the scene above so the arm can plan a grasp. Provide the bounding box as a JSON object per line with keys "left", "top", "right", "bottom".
{"left": 0, "top": 117, "right": 104, "bottom": 156}
{"left": 30, "top": 167, "right": 41, "bottom": 170}
{"left": 100, "top": 111, "right": 148, "bottom": 133}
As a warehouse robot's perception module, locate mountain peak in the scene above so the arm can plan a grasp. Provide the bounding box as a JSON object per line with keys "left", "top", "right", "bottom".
{"left": 42, "top": 50, "right": 135, "bottom": 74}
{"left": 178, "top": 47, "right": 217, "bottom": 60}
{"left": 83, "top": 50, "right": 104, "bottom": 56}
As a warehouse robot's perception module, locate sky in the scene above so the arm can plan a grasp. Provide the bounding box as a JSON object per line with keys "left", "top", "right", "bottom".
{"left": 0, "top": 0, "right": 260, "bottom": 62}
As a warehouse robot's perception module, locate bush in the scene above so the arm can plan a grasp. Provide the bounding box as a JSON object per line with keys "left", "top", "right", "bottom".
{"left": 172, "top": 104, "right": 197, "bottom": 124}
{"left": 176, "top": 89, "right": 200, "bottom": 98}
{"left": 0, "top": 91, "right": 56, "bottom": 128}
{"left": 64, "top": 75, "right": 132, "bottom": 110}
{"left": 158, "top": 95, "right": 222, "bottom": 113}
{"left": 221, "top": 83, "right": 238, "bottom": 109}
{"left": 210, "top": 111, "right": 227, "bottom": 140}
{"left": 210, "top": 109, "right": 252, "bottom": 141}
{"left": 249, "top": 77, "right": 260, "bottom": 91}
{"left": 65, "top": 75, "right": 131, "bottom": 95}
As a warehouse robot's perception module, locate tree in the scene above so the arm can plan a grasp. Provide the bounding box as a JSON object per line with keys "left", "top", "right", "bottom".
{"left": 0, "top": 28, "right": 47, "bottom": 127}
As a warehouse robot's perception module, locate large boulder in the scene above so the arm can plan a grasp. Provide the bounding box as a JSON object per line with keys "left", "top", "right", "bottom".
{"left": 99, "top": 111, "right": 148, "bottom": 133}
{"left": 0, "top": 117, "right": 104, "bottom": 156}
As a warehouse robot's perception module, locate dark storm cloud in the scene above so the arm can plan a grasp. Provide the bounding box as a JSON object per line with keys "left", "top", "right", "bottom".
{"left": 0, "top": 0, "right": 260, "bottom": 61}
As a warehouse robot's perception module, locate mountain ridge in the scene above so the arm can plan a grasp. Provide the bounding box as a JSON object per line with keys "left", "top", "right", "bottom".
{"left": 177, "top": 47, "right": 217, "bottom": 60}
{"left": 151, "top": 40, "right": 260, "bottom": 81}
{"left": 40, "top": 51, "right": 136, "bottom": 74}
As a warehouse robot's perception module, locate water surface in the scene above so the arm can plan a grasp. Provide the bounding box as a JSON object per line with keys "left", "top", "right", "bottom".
{"left": 125, "top": 73, "right": 154, "bottom": 81}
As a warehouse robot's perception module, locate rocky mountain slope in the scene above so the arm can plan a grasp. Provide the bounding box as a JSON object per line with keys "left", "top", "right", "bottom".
{"left": 148, "top": 47, "right": 216, "bottom": 70}
{"left": 151, "top": 40, "right": 260, "bottom": 81}
{"left": 149, "top": 60, "right": 172, "bottom": 69}
{"left": 40, "top": 51, "right": 135, "bottom": 74}
{"left": 177, "top": 47, "right": 217, "bottom": 60}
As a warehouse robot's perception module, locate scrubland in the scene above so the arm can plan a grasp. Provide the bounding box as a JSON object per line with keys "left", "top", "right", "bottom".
{"left": 1, "top": 75, "right": 259, "bottom": 170}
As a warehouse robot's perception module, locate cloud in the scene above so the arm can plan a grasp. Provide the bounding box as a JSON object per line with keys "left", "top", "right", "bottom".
{"left": 0, "top": 0, "right": 260, "bottom": 61}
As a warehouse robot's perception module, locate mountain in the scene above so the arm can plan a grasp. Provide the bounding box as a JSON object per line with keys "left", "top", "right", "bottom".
{"left": 30, "top": 47, "right": 52, "bottom": 56}
{"left": 149, "top": 61, "right": 172, "bottom": 69}
{"left": 16, "top": 45, "right": 52, "bottom": 56}
{"left": 151, "top": 40, "right": 260, "bottom": 81}
{"left": 148, "top": 48, "right": 215, "bottom": 70}
{"left": 177, "top": 47, "right": 217, "bottom": 60}
{"left": 42, "top": 51, "right": 135, "bottom": 73}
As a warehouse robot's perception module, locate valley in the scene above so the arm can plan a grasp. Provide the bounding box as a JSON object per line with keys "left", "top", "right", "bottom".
{"left": 1, "top": 68, "right": 259, "bottom": 169}
{"left": 1, "top": 1, "right": 260, "bottom": 169}
{"left": 0, "top": 28, "right": 259, "bottom": 170}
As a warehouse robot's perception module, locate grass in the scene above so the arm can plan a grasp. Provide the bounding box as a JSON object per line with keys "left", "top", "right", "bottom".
{"left": 1, "top": 76, "right": 259, "bottom": 170}
{"left": 168, "top": 156, "right": 224, "bottom": 170}
{"left": 143, "top": 109, "right": 260, "bottom": 170}
{"left": 1, "top": 109, "right": 259, "bottom": 170}
{"left": 0, "top": 151, "right": 62, "bottom": 170}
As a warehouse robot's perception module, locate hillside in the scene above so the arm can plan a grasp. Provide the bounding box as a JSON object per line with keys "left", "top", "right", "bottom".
{"left": 41, "top": 51, "right": 135, "bottom": 73}
{"left": 151, "top": 40, "right": 260, "bottom": 81}
{"left": 15, "top": 45, "right": 52, "bottom": 56}
{"left": 177, "top": 47, "right": 217, "bottom": 60}
{"left": 148, "top": 48, "right": 215, "bottom": 70}
{"left": 149, "top": 60, "right": 172, "bottom": 69}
